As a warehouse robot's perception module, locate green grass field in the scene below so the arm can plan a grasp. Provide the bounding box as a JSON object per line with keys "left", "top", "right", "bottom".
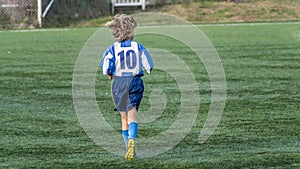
{"left": 1, "top": 22, "right": 299, "bottom": 168}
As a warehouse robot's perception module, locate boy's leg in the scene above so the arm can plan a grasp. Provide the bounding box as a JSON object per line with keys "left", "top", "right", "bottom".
{"left": 125, "top": 107, "right": 138, "bottom": 160}
{"left": 120, "top": 111, "right": 128, "bottom": 130}
{"left": 120, "top": 112, "right": 129, "bottom": 148}
{"left": 127, "top": 107, "right": 138, "bottom": 140}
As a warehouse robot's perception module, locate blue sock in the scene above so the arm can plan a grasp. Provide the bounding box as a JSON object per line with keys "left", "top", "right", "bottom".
{"left": 128, "top": 122, "right": 138, "bottom": 141}
{"left": 122, "top": 130, "right": 129, "bottom": 148}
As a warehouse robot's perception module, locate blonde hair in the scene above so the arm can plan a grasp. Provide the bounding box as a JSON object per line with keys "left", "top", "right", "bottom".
{"left": 106, "top": 14, "right": 137, "bottom": 42}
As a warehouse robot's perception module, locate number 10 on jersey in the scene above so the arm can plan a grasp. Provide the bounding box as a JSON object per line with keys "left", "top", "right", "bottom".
{"left": 118, "top": 50, "right": 137, "bottom": 70}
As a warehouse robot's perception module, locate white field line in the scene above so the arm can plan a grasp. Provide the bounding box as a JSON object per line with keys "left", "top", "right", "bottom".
{"left": 197, "top": 21, "right": 300, "bottom": 27}
{"left": 0, "top": 21, "right": 299, "bottom": 33}
{"left": 0, "top": 27, "right": 96, "bottom": 33}
{"left": 138, "top": 21, "right": 300, "bottom": 28}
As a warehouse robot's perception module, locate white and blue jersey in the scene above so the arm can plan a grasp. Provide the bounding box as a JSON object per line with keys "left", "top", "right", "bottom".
{"left": 100, "top": 40, "right": 154, "bottom": 112}
{"left": 100, "top": 40, "right": 154, "bottom": 77}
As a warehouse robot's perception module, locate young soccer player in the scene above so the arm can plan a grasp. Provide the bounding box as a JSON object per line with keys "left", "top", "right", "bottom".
{"left": 100, "top": 14, "right": 154, "bottom": 160}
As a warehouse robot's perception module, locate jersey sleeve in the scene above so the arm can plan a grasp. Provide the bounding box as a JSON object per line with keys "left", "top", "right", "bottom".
{"left": 138, "top": 44, "right": 154, "bottom": 74}
{"left": 100, "top": 44, "right": 115, "bottom": 75}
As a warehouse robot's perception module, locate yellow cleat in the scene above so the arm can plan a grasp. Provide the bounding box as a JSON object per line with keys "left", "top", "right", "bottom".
{"left": 125, "top": 139, "right": 135, "bottom": 160}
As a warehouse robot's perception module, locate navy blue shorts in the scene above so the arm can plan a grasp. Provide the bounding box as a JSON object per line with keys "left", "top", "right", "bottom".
{"left": 112, "top": 76, "right": 144, "bottom": 112}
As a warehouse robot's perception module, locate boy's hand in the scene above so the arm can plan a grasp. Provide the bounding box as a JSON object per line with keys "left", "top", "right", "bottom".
{"left": 108, "top": 74, "right": 114, "bottom": 80}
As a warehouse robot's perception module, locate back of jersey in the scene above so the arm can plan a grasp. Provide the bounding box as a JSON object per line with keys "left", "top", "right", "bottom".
{"left": 101, "top": 40, "right": 154, "bottom": 77}
{"left": 114, "top": 40, "right": 140, "bottom": 77}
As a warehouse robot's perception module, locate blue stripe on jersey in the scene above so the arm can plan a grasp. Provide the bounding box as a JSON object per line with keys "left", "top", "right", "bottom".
{"left": 100, "top": 40, "right": 154, "bottom": 77}
{"left": 138, "top": 44, "right": 154, "bottom": 74}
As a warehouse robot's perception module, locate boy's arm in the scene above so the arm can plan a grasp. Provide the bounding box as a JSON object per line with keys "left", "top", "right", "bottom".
{"left": 139, "top": 45, "right": 154, "bottom": 74}
{"left": 100, "top": 45, "right": 115, "bottom": 79}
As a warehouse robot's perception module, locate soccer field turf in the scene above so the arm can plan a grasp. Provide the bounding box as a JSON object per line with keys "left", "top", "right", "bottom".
{"left": 1, "top": 23, "right": 299, "bottom": 168}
